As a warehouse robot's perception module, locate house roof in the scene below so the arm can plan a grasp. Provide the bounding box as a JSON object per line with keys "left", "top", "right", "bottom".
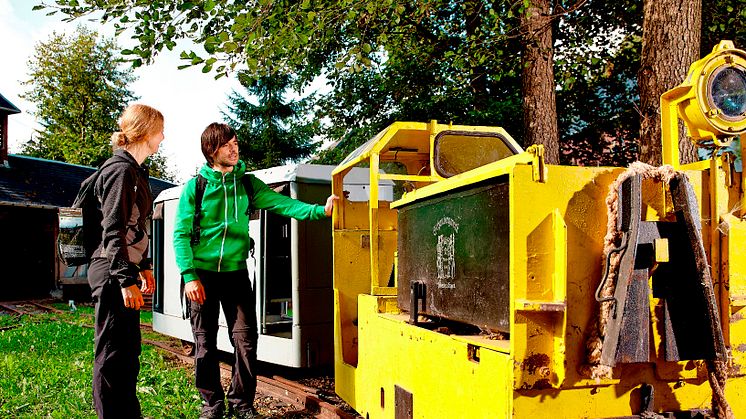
{"left": 0, "top": 154, "right": 175, "bottom": 208}
{"left": 0, "top": 93, "right": 21, "bottom": 115}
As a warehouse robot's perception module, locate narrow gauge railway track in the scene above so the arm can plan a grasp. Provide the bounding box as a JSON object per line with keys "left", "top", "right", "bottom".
{"left": 0, "top": 300, "right": 65, "bottom": 315}
{"left": 0, "top": 299, "right": 77, "bottom": 332}
{"left": 0, "top": 299, "right": 155, "bottom": 330}
{"left": 2, "top": 300, "right": 357, "bottom": 418}
{"left": 143, "top": 338, "right": 356, "bottom": 419}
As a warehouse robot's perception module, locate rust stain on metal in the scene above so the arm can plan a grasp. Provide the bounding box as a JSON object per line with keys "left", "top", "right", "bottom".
{"left": 525, "top": 379, "right": 552, "bottom": 390}
{"left": 571, "top": 324, "right": 582, "bottom": 336}
{"left": 524, "top": 353, "right": 551, "bottom": 375}
{"left": 729, "top": 362, "right": 743, "bottom": 377}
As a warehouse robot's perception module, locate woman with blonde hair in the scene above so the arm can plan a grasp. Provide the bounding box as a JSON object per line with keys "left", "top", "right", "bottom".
{"left": 88, "top": 103, "right": 165, "bottom": 418}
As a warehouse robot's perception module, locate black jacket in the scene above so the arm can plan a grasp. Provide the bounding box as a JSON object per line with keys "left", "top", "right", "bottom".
{"left": 93, "top": 149, "right": 153, "bottom": 287}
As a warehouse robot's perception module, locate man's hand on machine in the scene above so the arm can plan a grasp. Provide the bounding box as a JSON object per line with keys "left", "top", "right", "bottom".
{"left": 324, "top": 194, "right": 340, "bottom": 217}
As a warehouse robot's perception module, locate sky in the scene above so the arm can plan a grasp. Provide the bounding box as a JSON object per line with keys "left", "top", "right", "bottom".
{"left": 0, "top": 0, "right": 244, "bottom": 183}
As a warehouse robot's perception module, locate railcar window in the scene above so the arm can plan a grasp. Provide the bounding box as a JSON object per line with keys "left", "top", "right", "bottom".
{"left": 434, "top": 131, "right": 518, "bottom": 178}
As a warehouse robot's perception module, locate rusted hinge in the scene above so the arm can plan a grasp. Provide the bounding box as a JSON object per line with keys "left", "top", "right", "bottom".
{"left": 526, "top": 144, "right": 547, "bottom": 183}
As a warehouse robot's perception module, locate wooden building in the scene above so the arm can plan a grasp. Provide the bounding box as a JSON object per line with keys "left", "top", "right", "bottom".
{"left": 0, "top": 95, "right": 174, "bottom": 301}
{"left": 0, "top": 93, "right": 20, "bottom": 167}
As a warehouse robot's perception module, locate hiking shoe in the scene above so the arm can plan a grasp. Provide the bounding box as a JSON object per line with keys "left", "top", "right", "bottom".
{"left": 199, "top": 407, "right": 224, "bottom": 419}
{"left": 233, "top": 409, "right": 264, "bottom": 419}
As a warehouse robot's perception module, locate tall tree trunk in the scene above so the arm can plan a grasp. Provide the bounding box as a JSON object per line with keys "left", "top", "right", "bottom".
{"left": 638, "top": 0, "right": 701, "bottom": 165}
{"left": 465, "top": 0, "right": 487, "bottom": 113}
{"left": 521, "top": 0, "right": 560, "bottom": 164}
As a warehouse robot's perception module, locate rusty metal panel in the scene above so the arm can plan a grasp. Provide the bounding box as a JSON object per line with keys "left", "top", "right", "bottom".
{"left": 395, "top": 385, "right": 413, "bottom": 419}
{"left": 397, "top": 178, "right": 510, "bottom": 332}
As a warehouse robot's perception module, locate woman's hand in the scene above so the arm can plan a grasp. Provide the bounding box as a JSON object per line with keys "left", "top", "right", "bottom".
{"left": 139, "top": 270, "right": 155, "bottom": 294}
{"left": 121, "top": 285, "right": 144, "bottom": 310}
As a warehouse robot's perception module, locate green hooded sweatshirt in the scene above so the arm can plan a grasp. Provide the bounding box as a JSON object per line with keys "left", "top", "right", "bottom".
{"left": 173, "top": 160, "right": 327, "bottom": 283}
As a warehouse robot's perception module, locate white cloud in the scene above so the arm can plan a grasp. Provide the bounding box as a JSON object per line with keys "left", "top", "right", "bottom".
{"left": 130, "top": 41, "right": 242, "bottom": 181}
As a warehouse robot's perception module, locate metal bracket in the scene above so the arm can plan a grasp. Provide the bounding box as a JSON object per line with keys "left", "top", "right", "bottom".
{"left": 408, "top": 281, "right": 426, "bottom": 325}
{"left": 526, "top": 144, "right": 547, "bottom": 183}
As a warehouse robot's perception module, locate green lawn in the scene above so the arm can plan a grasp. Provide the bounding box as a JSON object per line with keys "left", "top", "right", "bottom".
{"left": 0, "top": 306, "right": 200, "bottom": 418}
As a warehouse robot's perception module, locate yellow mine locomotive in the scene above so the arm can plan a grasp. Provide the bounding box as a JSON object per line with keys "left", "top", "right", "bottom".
{"left": 330, "top": 41, "right": 746, "bottom": 418}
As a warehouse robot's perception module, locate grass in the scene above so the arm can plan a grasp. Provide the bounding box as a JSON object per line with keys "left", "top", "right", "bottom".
{"left": 0, "top": 306, "right": 201, "bottom": 418}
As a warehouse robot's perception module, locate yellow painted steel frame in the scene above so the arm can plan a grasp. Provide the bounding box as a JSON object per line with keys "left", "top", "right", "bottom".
{"left": 331, "top": 122, "right": 522, "bottom": 367}
{"left": 332, "top": 122, "right": 746, "bottom": 418}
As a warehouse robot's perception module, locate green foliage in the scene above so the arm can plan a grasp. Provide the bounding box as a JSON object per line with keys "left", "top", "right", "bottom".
{"left": 36, "top": 0, "right": 746, "bottom": 167}
{"left": 557, "top": 33, "right": 643, "bottom": 167}
{"left": 0, "top": 309, "right": 199, "bottom": 418}
{"left": 37, "top": 1, "right": 520, "bottom": 82}
{"left": 20, "top": 26, "right": 136, "bottom": 167}
{"left": 312, "top": 52, "right": 524, "bottom": 164}
{"left": 39, "top": 0, "right": 530, "bottom": 164}
{"left": 146, "top": 152, "right": 176, "bottom": 182}
{"left": 222, "top": 73, "right": 319, "bottom": 170}
{"left": 20, "top": 25, "right": 174, "bottom": 179}
{"left": 702, "top": 0, "right": 746, "bottom": 52}
{"left": 310, "top": 0, "right": 526, "bottom": 163}
{"left": 555, "top": 0, "right": 744, "bottom": 166}
{"left": 551, "top": 0, "right": 643, "bottom": 166}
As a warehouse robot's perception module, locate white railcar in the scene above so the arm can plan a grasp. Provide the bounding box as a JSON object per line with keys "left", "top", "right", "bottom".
{"left": 151, "top": 164, "right": 390, "bottom": 368}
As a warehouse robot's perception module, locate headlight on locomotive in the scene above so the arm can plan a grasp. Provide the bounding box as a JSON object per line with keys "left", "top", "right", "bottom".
{"left": 661, "top": 40, "right": 746, "bottom": 167}
{"left": 662, "top": 41, "right": 746, "bottom": 141}
{"left": 708, "top": 64, "right": 746, "bottom": 121}
{"left": 682, "top": 41, "right": 746, "bottom": 139}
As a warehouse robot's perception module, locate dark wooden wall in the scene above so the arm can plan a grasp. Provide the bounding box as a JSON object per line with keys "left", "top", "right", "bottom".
{"left": 0, "top": 205, "right": 57, "bottom": 301}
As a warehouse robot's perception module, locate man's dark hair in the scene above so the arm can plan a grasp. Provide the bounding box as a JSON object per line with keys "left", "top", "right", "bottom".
{"left": 201, "top": 122, "right": 237, "bottom": 165}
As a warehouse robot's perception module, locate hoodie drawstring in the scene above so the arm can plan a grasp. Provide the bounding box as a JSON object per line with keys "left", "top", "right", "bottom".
{"left": 233, "top": 176, "right": 238, "bottom": 222}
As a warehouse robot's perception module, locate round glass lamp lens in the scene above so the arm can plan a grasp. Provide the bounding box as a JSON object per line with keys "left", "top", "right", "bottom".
{"left": 711, "top": 66, "right": 746, "bottom": 118}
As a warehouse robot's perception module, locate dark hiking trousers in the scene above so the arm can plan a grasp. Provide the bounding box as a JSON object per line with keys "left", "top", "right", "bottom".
{"left": 190, "top": 269, "right": 258, "bottom": 415}
{"left": 88, "top": 257, "right": 142, "bottom": 419}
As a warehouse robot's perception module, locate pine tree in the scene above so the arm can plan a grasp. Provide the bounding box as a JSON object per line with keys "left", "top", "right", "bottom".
{"left": 223, "top": 73, "right": 319, "bottom": 170}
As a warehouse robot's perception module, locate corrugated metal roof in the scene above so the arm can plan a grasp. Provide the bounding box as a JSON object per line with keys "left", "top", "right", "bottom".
{"left": 0, "top": 93, "right": 21, "bottom": 114}
{"left": 0, "top": 154, "right": 175, "bottom": 208}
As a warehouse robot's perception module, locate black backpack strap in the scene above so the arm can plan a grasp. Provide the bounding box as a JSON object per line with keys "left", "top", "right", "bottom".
{"left": 241, "top": 174, "right": 256, "bottom": 254}
{"left": 180, "top": 276, "right": 191, "bottom": 320}
{"left": 191, "top": 174, "right": 207, "bottom": 247}
{"left": 241, "top": 173, "right": 255, "bottom": 214}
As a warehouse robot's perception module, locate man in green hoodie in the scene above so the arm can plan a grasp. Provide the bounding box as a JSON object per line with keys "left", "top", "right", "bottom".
{"left": 173, "top": 123, "right": 338, "bottom": 419}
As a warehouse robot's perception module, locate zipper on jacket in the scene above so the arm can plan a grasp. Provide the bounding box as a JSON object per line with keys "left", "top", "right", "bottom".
{"left": 217, "top": 173, "right": 229, "bottom": 271}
